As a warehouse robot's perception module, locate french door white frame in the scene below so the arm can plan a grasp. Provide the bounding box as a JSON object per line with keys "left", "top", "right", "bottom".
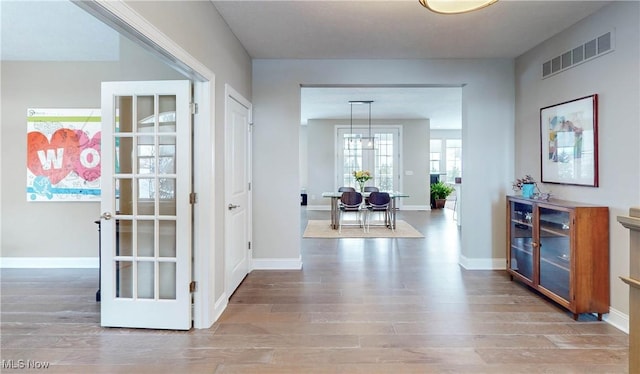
{"left": 334, "top": 125, "right": 403, "bottom": 198}
{"left": 77, "top": 0, "right": 219, "bottom": 328}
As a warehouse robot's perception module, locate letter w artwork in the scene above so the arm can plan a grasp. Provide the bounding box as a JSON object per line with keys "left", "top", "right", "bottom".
{"left": 26, "top": 108, "right": 101, "bottom": 201}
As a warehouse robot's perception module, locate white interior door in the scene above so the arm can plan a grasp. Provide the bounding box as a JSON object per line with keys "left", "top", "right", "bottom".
{"left": 100, "top": 80, "right": 192, "bottom": 330}
{"left": 224, "top": 88, "right": 252, "bottom": 297}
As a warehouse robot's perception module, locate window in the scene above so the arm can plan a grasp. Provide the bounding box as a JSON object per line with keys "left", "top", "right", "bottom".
{"left": 445, "top": 139, "right": 462, "bottom": 183}
{"left": 430, "top": 139, "right": 442, "bottom": 173}
{"left": 337, "top": 127, "right": 399, "bottom": 191}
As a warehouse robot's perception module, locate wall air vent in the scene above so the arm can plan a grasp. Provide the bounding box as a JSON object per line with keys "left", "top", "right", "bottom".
{"left": 542, "top": 30, "right": 614, "bottom": 79}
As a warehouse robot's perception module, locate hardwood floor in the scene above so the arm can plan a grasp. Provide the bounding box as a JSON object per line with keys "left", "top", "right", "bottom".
{"left": 1, "top": 209, "right": 628, "bottom": 373}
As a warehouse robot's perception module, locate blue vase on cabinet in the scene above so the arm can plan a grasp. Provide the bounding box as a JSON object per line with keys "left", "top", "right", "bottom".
{"left": 522, "top": 183, "right": 535, "bottom": 198}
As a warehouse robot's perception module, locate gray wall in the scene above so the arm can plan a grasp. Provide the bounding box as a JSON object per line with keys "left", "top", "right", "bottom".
{"left": 304, "top": 118, "right": 430, "bottom": 209}
{"left": 2, "top": 0, "right": 253, "bottom": 307}
{"left": 1, "top": 37, "right": 183, "bottom": 258}
{"left": 514, "top": 1, "right": 640, "bottom": 320}
{"left": 253, "top": 59, "right": 515, "bottom": 266}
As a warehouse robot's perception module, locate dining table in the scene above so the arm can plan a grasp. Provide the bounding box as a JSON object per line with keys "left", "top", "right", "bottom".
{"left": 322, "top": 191, "right": 409, "bottom": 230}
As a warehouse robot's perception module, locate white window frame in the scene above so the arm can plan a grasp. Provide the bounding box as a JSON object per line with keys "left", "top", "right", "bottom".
{"left": 335, "top": 125, "right": 402, "bottom": 193}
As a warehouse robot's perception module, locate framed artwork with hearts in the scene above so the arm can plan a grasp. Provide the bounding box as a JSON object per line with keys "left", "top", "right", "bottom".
{"left": 26, "top": 108, "right": 101, "bottom": 201}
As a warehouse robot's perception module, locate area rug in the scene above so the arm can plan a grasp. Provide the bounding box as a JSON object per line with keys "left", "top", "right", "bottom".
{"left": 303, "top": 220, "right": 424, "bottom": 238}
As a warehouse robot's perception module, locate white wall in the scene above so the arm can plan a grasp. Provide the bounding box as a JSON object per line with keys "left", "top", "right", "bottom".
{"left": 252, "top": 59, "right": 515, "bottom": 266}
{"left": 2, "top": 1, "right": 253, "bottom": 319}
{"left": 514, "top": 1, "right": 640, "bottom": 322}
{"left": 299, "top": 125, "right": 308, "bottom": 194}
{"left": 1, "top": 37, "right": 183, "bottom": 259}
{"left": 402, "top": 120, "right": 430, "bottom": 209}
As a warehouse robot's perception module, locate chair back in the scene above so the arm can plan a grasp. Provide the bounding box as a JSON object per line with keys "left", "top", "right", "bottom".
{"left": 364, "top": 186, "right": 379, "bottom": 192}
{"left": 340, "top": 191, "right": 363, "bottom": 209}
{"left": 367, "top": 192, "right": 390, "bottom": 209}
{"left": 338, "top": 186, "right": 356, "bottom": 192}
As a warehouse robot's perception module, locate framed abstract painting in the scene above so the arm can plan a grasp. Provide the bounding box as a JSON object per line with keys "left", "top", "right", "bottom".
{"left": 540, "top": 94, "right": 598, "bottom": 187}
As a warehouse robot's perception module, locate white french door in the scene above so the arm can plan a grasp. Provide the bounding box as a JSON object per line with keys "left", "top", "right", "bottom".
{"left": 100, "top": 80, "right": 192, "bottom": 330}
{"left": 336, "top": 127, "right": 400, "bottom": 192}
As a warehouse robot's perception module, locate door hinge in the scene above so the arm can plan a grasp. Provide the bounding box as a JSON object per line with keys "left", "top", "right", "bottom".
{"left": 248, "top": 241, "right": 251, "bottom": 250}
{"left": 190, "top": 102, "right": 198, "bottom": 115}
{"left": 248, "top": 182, "right": 251, "bottom": 191}
{"left": 189, "top": 192, "right": 197, "bottom": 204}
{"left": 189, "top": 281, "right": 197, "bottom": 293}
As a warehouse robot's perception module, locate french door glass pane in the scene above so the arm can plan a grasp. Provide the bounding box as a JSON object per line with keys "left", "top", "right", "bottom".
{"left": 116, "top": 137, "right": 133, "bottom": 174}
{"left": 159, "top": 221, "right": 177, "bottom": 257}
{"left": 117, "top": 220, "right": 133, "bottom": 256}
{"left": 137, "top": 220, "right": 155, "bottom": 257}
{"left": 137, "top": 261, "right": 154, "bottom": 299}
{"left": 158, "top": 95, "right": 177, "bottom": 133}
{"left": 159, "top": 262, "right": 177, "bottom": 300}
{"left": 115, "top": 178, "right": 133, "bottom": 214}
{"left": 116, "top": 261, "right": 133, "bottom": 298}
{"left": 137, "top": 96, "right": 155, "bottom": 133}
{"left": 116, "top": 96, "right": 133, "bottom": 133}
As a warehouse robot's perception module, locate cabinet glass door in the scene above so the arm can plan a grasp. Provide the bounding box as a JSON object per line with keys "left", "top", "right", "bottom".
{"left": 538, "top": 207, "right": 571, "bottom": 300}
{"left": 509, "top": 201, "right": 534, "bottom": 281}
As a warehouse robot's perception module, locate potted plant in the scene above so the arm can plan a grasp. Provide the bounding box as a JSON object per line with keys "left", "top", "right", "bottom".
{"left": 430, "top": 181, "right": 454, "bottom": 209}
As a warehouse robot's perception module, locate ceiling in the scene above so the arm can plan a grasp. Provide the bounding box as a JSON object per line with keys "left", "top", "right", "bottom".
{"left": 2, "top": 1, "right": 612, "bottom": 129}
{"left": 1, "top": 1, "right": 120, "bottom": 61}
{"left": 212, "top": 0, "right": 610, "bottom": 60}
{"left": 213, "top": 0, "right": 611, "bottom": 128}
{"left": 301, "top": 86, "right": 462, "bottom": 129}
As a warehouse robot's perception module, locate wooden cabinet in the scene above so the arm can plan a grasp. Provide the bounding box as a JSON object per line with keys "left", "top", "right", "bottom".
{"left": 507, "top": 196, "right": 609, "bottom": 320}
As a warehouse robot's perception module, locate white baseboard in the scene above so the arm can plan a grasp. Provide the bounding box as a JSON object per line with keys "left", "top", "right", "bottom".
{"left": 306, "top": 205, "right": 330, "bottom": 211}
{"left": 459, "top": 255, "right": 506, "bottom": 270}
{"left": 604, "top": 307, "right": 629, "bottom": 334}
{"left": 252, "top": 256, "right": 303, "bottom": 270}
{"left": 0, "top": 257, "right": 99, "bottom": 268}
{"left": 205, "top": 292, "right": 228, "bottom": 328}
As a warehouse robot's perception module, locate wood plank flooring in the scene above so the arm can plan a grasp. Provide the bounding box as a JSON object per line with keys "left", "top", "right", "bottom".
{"left": 1, "top": 209, "right": 629, "bottom": 373}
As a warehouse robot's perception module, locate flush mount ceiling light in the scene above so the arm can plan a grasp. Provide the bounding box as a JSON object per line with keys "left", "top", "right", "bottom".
{"left": 418, "top": 0, "right": 498, "bottom": 14}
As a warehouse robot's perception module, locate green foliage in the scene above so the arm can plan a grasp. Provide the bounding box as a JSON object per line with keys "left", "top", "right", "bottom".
{"left": 430, "top": 181, "right": 454, "bottom": 200}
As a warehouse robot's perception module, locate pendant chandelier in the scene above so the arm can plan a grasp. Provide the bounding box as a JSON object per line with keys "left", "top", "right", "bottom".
{"left": 418, "top": 0, "right": 498, "bottom": 15}
{"left": 349, "top": 100, "right": 375, "bottom": 150}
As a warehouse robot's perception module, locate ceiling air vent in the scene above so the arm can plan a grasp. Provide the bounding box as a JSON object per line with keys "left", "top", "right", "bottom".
{"left": 542, "top": 31, "right": 614, "bottom": 79}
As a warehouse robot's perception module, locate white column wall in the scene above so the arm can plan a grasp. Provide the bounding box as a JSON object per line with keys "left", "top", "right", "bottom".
{"left": 252, "top": 59, "right": 515, "bottom": 266}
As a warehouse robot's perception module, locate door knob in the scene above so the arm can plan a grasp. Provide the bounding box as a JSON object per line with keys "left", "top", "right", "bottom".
{"left": 101, "top": 212, "right": 113, "bottom": 220}
{"left": 228, "top": 204, "right": 240, "bottom": 210}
